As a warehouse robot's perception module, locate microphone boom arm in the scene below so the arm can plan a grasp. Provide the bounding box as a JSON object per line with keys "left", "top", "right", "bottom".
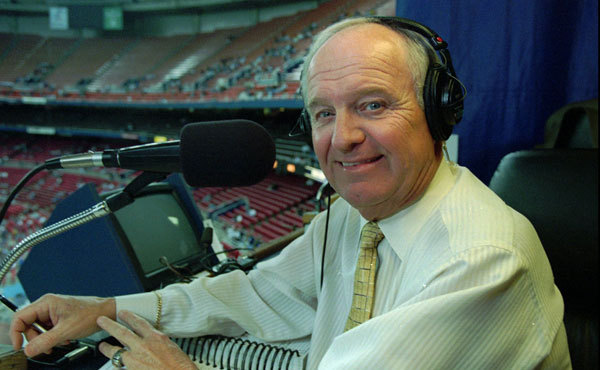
{"left": 0, "top": 201, "right": 111, "bottom": 284}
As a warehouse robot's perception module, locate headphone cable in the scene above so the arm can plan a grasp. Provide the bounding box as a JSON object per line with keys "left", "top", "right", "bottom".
{"left": 319, "top": 191, "right": 331, "bottom": 291}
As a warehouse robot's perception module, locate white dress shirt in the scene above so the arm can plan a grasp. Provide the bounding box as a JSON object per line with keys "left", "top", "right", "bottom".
{"left": 117, "top": 159, "right": 571, "bottom": 369}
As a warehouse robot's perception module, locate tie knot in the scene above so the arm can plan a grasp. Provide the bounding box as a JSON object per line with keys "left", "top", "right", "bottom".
{"left": 360, "top": 222, "right": 384, "bottom": 249}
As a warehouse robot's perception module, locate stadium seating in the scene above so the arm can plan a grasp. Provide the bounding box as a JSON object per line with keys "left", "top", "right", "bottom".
{"left": 193, "top": 173, "right": 319, "bottom": 246}
{"left": 47, "top": 36, "right": 137, "bottom": 89}
{"left": 0, "top": 0, "right": 392, "bottom": 102}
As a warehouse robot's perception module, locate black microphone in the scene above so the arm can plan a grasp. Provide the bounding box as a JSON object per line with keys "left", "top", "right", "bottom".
{"left": 45, "top": 140, "right": 181, "bottom": 173}
{"left": 45, "top": 120, "right": 276, "bottom": 187}
{"left": 180, "top": 120, "right": 275, "bottom": 187}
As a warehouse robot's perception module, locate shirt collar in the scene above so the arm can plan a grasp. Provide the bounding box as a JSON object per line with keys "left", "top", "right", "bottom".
{"left": 360, "top": 159, "right": 457, "bottom": 260}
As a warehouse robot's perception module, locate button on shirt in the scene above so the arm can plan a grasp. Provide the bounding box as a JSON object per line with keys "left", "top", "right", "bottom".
{"left": 117, "top": 160, "right": 571, "bottom": 369}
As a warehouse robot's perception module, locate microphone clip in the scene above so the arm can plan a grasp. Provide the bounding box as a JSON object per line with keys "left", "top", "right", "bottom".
{"left": 104, "top": 171, "right": 168, "bottom": 213}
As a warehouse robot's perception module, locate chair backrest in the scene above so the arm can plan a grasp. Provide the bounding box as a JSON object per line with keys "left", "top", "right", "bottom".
{"left": 489, "top": 148, "right": 598, "bottom": 369}
{"left": 537, "top": 99, "right": 598, "bottom": 149}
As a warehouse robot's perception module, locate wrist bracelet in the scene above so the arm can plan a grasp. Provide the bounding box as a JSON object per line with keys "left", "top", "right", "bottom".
{"left": 153, "top": 291, "right": 162, "bottom": 330}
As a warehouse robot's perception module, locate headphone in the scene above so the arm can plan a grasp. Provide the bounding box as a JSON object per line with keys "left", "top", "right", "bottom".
{"left": 293, "top": 16, "right": 465, "bottom": 142}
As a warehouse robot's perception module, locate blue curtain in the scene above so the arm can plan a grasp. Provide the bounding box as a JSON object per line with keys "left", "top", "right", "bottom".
{"left": 395, "top": 1, "right": 598, "bottom": 183}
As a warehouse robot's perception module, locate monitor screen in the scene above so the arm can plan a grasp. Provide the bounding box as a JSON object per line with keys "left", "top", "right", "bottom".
{"left": 113, "top": 191, "right": 200, "bottom": 276}
{"left": 104, "top": 180, "right": 214, "bottom": 289}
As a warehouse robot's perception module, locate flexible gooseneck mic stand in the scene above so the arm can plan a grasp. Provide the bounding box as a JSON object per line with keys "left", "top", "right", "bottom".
{"left": 0, "top": 171, "right": 167, "bottom": 284}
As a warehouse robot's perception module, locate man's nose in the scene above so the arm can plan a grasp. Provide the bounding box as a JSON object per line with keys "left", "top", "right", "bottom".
{"left": 331, "top": 111, "right": 365, "bottom": 152}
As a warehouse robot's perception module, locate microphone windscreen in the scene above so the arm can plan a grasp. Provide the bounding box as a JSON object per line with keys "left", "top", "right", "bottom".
{"left": 179, "top": 120, "right": 276, "bottom": 187}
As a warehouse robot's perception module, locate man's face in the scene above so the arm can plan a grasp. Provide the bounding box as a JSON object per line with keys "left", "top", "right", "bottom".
{"left": 306, "top": 24, "right": 441, "bottom": 221}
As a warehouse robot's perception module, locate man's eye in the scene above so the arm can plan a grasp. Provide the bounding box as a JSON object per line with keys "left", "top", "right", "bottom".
{"left": 316, "top": 111, "right": 333, "bottom": 119}
{"left": 366, "top": 102, "right": 382, "bottom": 110}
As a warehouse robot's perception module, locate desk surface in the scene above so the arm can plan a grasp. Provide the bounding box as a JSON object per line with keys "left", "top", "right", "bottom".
{"left": 0, "top": 345, "right": 28, "bottom": 369}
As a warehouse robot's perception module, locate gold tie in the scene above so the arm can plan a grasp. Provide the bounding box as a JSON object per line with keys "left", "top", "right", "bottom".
{"left": 344, "top": 221, "right": 385, "bottom": 331}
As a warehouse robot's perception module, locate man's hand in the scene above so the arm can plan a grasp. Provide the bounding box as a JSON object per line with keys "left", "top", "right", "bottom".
{"left": 97, "top": 310, "right": 197, "bottom": 370}
{"left": 10, "top": 293, "right": 116, "bottom": 357}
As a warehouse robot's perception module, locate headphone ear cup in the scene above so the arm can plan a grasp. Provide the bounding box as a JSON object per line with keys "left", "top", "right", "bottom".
{"left": 423, "top": 65, "right": 459, "bottom": 141}
{"left": 424, "top": 66, "right": 444, "bottom": 141}
{"left": 442, "top": 76, "right": 465, "bottom": 128}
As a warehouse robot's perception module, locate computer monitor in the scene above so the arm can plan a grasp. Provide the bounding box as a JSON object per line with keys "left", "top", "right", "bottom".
{"left": 18, "top": 174, "right": 219, "bottom": 300}
{"left": 104, "top": 183, "right": 214, "bottom": 290}
{"left": 104, "top": 181, "right": 216, "bottom": 290}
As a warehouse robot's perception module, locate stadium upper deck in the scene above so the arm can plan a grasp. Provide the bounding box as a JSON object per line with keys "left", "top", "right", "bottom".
{"left": 0, "top": 0, "right": 394, "bottom": 108}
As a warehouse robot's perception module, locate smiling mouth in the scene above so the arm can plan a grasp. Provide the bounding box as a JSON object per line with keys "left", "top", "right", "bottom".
{"left": 340, "top": 155, "right": 383, "bottom": 168}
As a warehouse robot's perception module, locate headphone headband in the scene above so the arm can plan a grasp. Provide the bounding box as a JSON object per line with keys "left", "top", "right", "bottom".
{"left": 374, "top": 17, "right": 448, "bottom": 50}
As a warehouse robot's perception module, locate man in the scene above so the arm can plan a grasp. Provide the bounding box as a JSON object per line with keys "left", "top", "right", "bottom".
{"left": 10, "top": 17, "right": 571, "bottom": 369}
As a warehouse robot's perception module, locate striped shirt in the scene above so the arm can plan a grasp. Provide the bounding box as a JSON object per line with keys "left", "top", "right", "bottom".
{"left": 117, "top": 159, "right": 571, "bottom": 369}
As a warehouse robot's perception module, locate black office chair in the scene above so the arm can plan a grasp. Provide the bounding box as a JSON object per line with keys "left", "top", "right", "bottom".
{"left": 489, "top": 100, "right": 598, "bottom": 369}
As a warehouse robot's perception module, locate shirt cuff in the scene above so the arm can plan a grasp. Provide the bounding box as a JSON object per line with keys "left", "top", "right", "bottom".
{"left": 115, "top": 292, "right": 157, "bottom": 325}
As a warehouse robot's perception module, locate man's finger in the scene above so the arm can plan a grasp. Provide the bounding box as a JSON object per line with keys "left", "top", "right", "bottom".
{"left": 98, "top": 341, "right": 130, "bottom": 368}
{"left": 9, "top": 317, "right": 27, "bottom": 350}
{"left": 23, "top": 329, "right": 60, "bottom": 357}
{"left": 97, "top": 316, "right": 138, "bottom": 349}
{"left": 98, "top": 341, "right": 121, "bottom": 359}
